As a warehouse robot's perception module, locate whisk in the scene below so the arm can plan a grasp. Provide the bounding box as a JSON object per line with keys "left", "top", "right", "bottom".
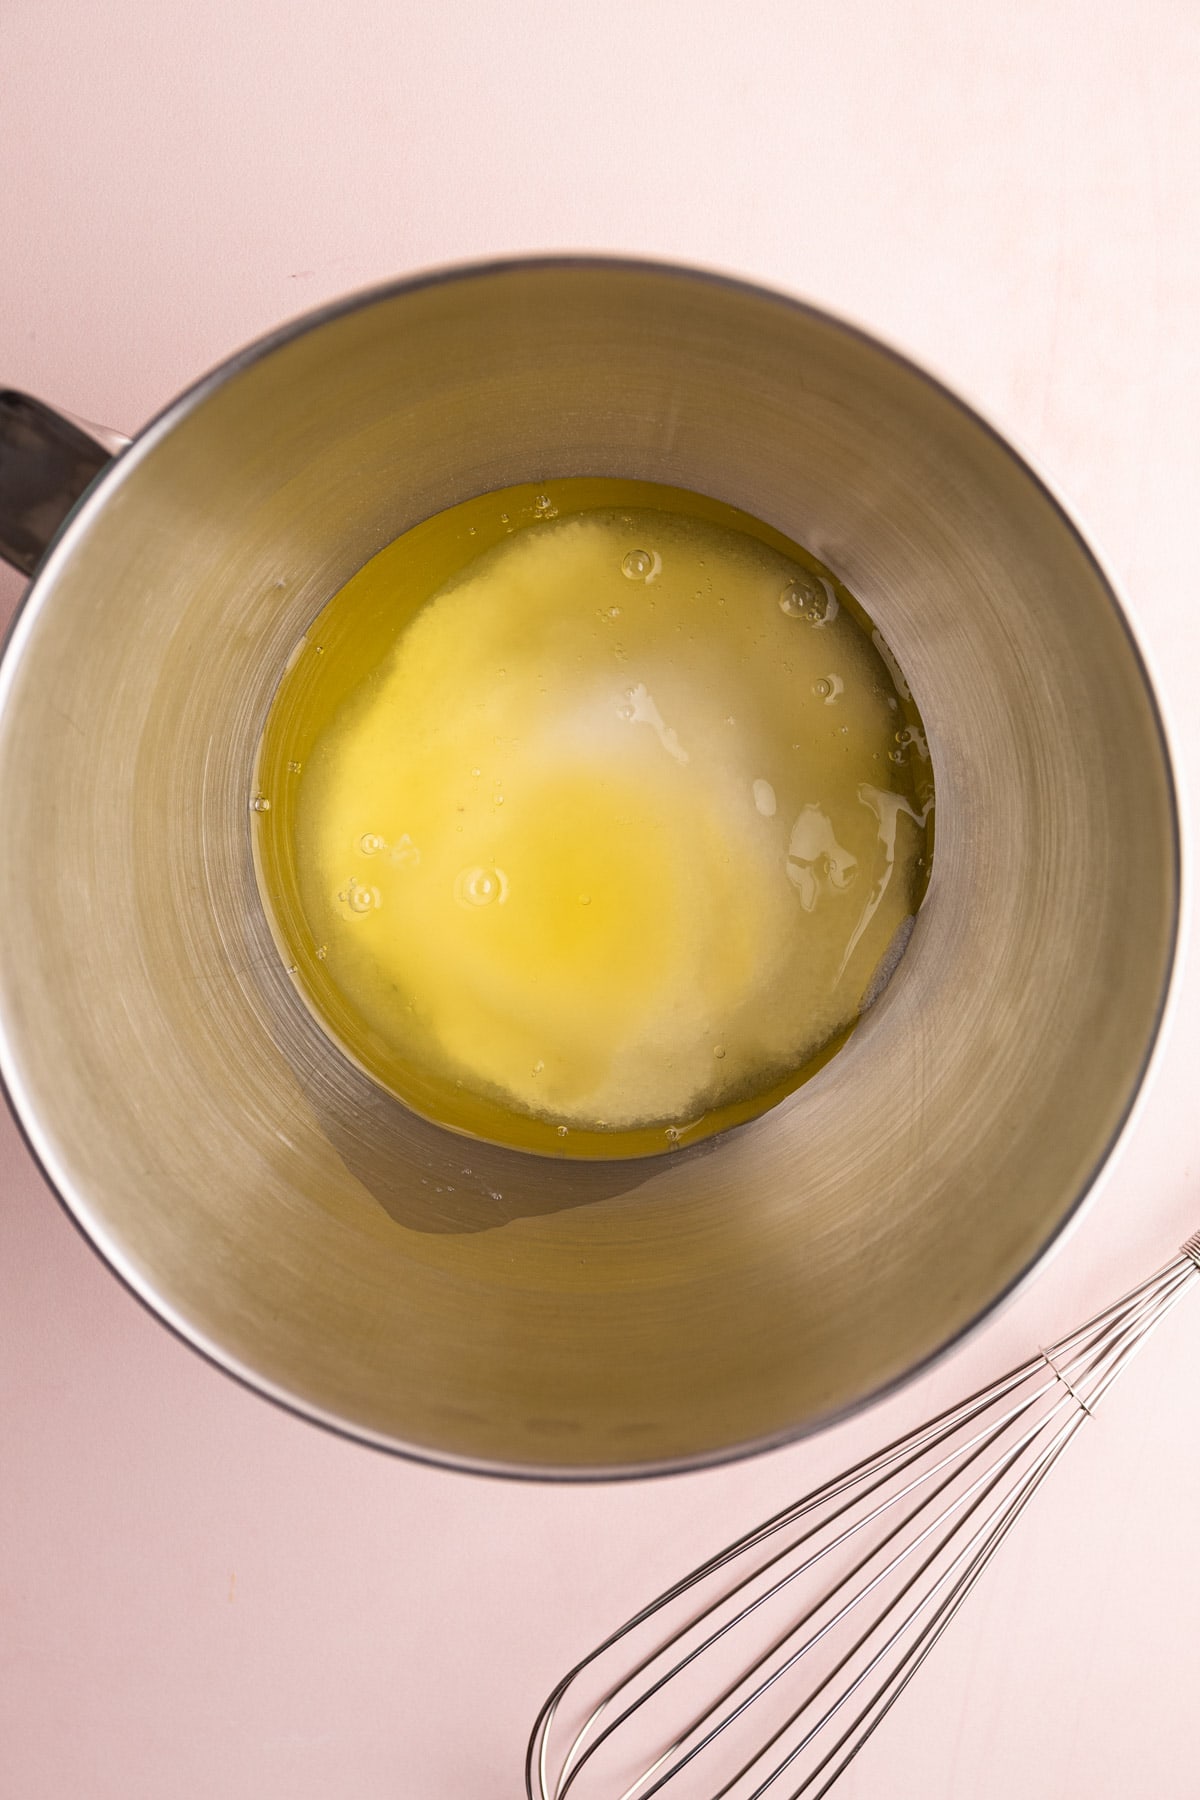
{"left": 528, "top": 1227, "right": 1200, "bottom": 1800}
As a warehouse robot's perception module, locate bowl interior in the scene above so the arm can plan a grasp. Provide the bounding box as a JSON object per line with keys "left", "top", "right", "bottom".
{"left": 0, "top": 262, "right": 1178, "bottom": 1474}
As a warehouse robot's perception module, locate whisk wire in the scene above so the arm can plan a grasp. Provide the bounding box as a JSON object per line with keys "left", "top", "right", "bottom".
{"left": 551, "top": 1333, "right": 1099, "bottom": 1800}
{"left": 795, "top": 1429, "right": 1071, "bottom": 1800}
{"left": 530, "top": 1236, "right": 1200, "bottom": 1800}
{"left": 795, "top": 1255, "right": 1200, "bottom": 1800}
{"left": 637, "top": 1405, "right": 1075, "bottom": 1800}
{"left": 555, "top": 1279, "right": 1166, "bottom": 1800}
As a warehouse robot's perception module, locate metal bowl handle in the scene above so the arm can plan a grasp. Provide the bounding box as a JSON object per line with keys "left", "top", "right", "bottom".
{"left": 0, "top": 390, "right": 129, "bottom": 576}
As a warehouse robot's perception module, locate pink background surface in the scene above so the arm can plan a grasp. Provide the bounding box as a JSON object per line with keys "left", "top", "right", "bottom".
{"left": 3, "top": 3, "right": 1200, "bottom": 1794}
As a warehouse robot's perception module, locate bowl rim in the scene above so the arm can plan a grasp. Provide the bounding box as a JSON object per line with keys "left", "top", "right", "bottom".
{"left": 0, "top": 251, "right": 1182, "bottom": 1482}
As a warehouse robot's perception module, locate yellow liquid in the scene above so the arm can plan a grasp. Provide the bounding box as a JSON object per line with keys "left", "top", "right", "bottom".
{"left": 253, "top": 481, "right": 933, "bottom": 1158}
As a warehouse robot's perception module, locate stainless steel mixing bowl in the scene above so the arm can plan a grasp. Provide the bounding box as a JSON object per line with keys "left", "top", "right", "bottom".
{"left": 0, "top": 258, "right": 1179, "bottom": 1476}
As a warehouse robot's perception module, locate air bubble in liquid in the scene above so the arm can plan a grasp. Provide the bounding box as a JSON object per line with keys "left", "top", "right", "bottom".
{"left": 341, "top": 880, "right": 379, "bottom": 914}
{"left": 622, "top": 548, "right": 661, "bottom": 582}
{"left": 780, "top": 572, "right": 837, "bottom": 624}
{"left": 456, "top": 865, "right": 508, "bottom": 908}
